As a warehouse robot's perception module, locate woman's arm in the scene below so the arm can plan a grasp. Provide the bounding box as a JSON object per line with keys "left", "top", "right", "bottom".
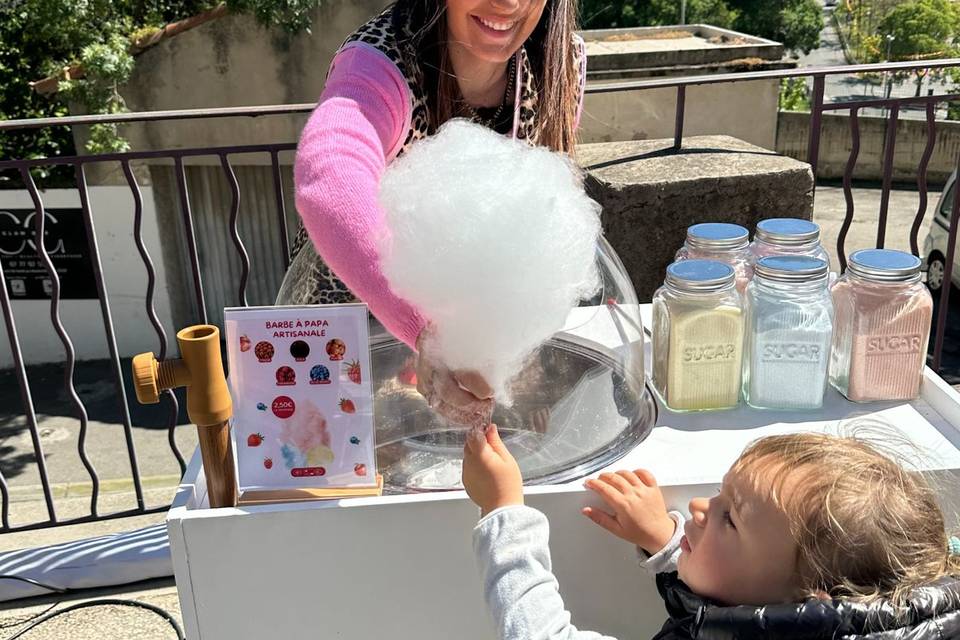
{"left": 294, "top": 43, "right": 427, "bottom": 348}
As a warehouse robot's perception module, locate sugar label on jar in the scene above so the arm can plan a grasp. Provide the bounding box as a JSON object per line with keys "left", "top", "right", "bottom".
{"left": 760, "top": 342, "right": 822, "bottom": 363}
{"left": 865, "top": 334, "right": 922, "bottom": 356}
{"left": 682, "top": 344, "right": 737, "bottom": 362}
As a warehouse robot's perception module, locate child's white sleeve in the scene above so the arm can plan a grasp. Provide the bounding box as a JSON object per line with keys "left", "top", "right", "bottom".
{"left": 473, "top": 505, "right": 619, "bottom": 640}
{"left": 636, "top": 511, "right": 685, "bottom": 574}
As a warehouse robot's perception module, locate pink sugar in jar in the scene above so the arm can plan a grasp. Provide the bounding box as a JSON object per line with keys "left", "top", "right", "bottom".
{"left": 829, "top": 249, "right": 933, "bottom": 402}
{"left": 675, "top": 223, "right": 752, "bottom": 293}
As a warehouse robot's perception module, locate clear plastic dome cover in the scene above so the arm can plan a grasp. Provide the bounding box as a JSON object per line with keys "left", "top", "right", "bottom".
{"left": 370, "top": 237, "right": 657, "bottom": 493}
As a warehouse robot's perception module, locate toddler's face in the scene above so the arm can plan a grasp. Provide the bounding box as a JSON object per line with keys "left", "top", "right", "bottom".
{"left": 677, "top": 470, "right": 799, "bottom": 605}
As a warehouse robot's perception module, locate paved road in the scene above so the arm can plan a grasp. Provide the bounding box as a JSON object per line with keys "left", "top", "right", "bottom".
{"left": 795, "top": 3, "right": 953, "bottom": 120}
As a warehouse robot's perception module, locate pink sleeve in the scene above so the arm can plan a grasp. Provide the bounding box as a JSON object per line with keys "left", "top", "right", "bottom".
{"left": 294, "top": 43, "right": 427, "bottom": 348}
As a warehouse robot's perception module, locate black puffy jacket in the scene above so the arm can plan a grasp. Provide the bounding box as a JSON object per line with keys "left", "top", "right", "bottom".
{"left": 652, "top": 572, "right": 960, "bottom": 639}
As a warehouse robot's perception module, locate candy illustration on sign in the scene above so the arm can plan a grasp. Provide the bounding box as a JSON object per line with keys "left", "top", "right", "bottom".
{"left": 276, "top": 366, "right": 296, "bottom": 386}
{"left": 326, "top": 338, "right": 346, "bottom": 361}
{"left": 255, "top": 341, "right": 274, "bottom": 362}
{"left": 309, "top": 364, "right": 331, "bottom": 385}
{"left": 290, "top": 340, "right": 310, "bottom": 361}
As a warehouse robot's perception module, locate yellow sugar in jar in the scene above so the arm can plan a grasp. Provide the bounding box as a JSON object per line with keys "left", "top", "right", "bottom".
{"left": 653, "top": 260, "right": 744, "bottom": 411}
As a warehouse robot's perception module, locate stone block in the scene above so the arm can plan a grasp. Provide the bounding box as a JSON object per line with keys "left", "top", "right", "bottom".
{"left": 578, "top": 135, "right": 814, "bottom": 301}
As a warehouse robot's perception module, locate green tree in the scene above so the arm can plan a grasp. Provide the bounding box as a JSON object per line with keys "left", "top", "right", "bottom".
{"left": 581, "top": 0, "right": 736, "bottom": 30}
{"left": 874, "top": 0, "right": 960, "bottom": 95}
{"left": 728, "top": 0, "right": 823, "bottom": 55}
{"left": 1, "top": 1, "right": 322, "bottom": 188}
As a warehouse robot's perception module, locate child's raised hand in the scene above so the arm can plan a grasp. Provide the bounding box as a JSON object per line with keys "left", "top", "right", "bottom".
{"left": 582, "top": 470, "right": 676, "bottom": 555}
{"left": 462, "top": 424, "right": 524, "bottom": 516}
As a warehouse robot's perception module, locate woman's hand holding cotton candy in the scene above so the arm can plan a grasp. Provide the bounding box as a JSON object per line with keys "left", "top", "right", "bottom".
{"left": 462, "top": 425, "right": 524, "bottom": 517}
{"left": 583, "top": 470, "right": 676, "bottom": 555}
{"left": 416, "top": 328, "right": 494, "bottom": 428}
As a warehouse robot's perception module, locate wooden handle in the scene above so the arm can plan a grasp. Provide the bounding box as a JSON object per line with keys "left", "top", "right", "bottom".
{"left": 197, "top": 420, "right": 238, "bottom": 508}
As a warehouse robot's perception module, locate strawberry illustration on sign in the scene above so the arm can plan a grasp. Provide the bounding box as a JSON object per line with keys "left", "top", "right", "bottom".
{"left": 247, "top": 433, "right": 264, "bottom": 447}
{"left": 346, "top": 360, "right": 361, "bottom": 384}
{"left": 263, "top": 457, "right": 273, "bottom": 470}
{"left": 339, "top": 398, "right": 356, "bottom": 414}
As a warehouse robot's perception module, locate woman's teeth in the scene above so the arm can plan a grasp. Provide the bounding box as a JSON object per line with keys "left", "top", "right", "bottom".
{"left": 478, "top": 17, "right": 515, "bottom": 31}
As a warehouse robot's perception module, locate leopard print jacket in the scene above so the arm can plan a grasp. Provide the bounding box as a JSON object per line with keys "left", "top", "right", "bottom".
{"left": 276, "top": 3, "right": 585, "bottom": 307}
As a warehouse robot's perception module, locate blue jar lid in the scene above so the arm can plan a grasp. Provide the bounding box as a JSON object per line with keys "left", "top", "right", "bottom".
{"left": 848, "top": 249, "right": 921, "bottom": 282}
{"left": 686, "top": 223, "right": 749, "bottom": 251}
{"left": 665, "top": 259, "right": 736, "bottom": 292}
{"left": 755, "top": 256, "right": 829, "bottom": 283}
{"left": 755, "top": 218, "right": 821, "bottom": 246}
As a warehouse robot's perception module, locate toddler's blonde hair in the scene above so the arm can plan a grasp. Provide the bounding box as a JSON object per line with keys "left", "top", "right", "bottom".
{"left": 731, "top": 429, "right": 960, "bottom": 606}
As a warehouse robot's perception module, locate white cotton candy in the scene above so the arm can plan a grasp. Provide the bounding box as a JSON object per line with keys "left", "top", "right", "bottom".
{"left": 378, "top": 119, "right": 602, "bottom": 403}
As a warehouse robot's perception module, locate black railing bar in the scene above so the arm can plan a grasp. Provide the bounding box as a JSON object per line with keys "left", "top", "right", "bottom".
{"left": 933, "top": 151, "right": 960, "bottom": 373}
{"left": 0, "top": 266, "right": 56, "bottom": 527}
{"left": 673, "top": 86, "right": 686, "bottom": 150}
{"left": 0, "top": 104, "right": 315, "bottom": 132}
{"left": 76, "top": 163, "right": 146, "bottom": 511}
{"left": 837, "top": 107, "right": 861, "bottom": 273}
{"left": 0, "top": 143, "right": 298, "bottom": 171}
{"left": 271, "top": 150, "right": 291, "bottom": 270}
{"left": 911, "top": 104, "right": 938, "bottom": 257}
{"left": 0, "top": 57, "right": 955, "bottom": 133}
{"left": 122, "top": 160, "right": 187, "bottom": 474}
{"left": 174, "top": 157, "right": 208, "bottom": 324}
{"left": 124, "top": 160, "right": 168, "bottom": 359}
{"left": 220, "top": 154, "right": 250, "bottom": 307}
{"left": 166, "top": 389, "right": 186, "bottom": 474}
{"left": 584, "top": 58, "right": 960, "bottom": 94}
{"left": 820, "top": 93, "right": 960, "bottom": 112}
{"left": 20, "top": 168, "right": 100, "bottom": 518}
{"left": 876, "top": 104, "right": 900, "bottom": 249}
{"left": 0, "top": 504, "right": 170, "bottom": 534}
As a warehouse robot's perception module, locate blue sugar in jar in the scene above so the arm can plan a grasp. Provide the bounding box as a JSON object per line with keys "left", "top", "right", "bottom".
{"left": 749, "top": 218, "right": 831, "bottom": 270}
{"left": 743, "top": 255, "right": 833, "bottom": 410}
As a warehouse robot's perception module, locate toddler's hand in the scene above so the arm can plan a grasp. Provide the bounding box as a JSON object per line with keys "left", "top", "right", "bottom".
{"left": 583, "top": 469, "right": 676, "bottom": 555}
{"left": 462, "top": 424, "right": 523, "bottom": 517}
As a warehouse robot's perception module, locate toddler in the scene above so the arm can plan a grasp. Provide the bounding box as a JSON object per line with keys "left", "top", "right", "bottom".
{"left": 462, "top": 426, "right": 960, "bottom": 639}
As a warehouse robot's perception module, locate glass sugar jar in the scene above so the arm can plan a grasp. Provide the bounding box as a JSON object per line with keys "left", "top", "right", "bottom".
{"left": 675, "top": 223, "right": 752, "bottom": 292}
{"left": 829, "top": 249, "right": 933, "bottom": 402}
{"left": 743, "top": 256, "right": 833, "bottom": 410}
{"left": 750, "top": 218, "right": 831, "bottom": 270}
{"left": 652, "top": 260, "right": 744, "bottom": 412}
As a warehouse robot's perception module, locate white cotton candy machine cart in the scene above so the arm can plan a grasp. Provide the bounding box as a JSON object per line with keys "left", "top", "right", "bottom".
{"left": 167, "top": 238, "right": 960, "bottom": 640}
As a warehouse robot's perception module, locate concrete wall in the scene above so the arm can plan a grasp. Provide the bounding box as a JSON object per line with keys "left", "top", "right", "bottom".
{"left": 110, "top": 0, "right": 391, "bottom": 157}
{"left": 581, "top": 135, "right": 814, "bottom": 300}
{"left": 776, "top": 110, "right": 960, "bottom": 185}
{"left": 580, "top": 78, "right": 781, "bottom": 150}
{"left": 0, "top": 188, "right": 176, "bottom": 366}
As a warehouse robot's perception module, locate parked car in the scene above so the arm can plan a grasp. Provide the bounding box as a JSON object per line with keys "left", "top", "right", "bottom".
{"left": 923, "top": 169, "right": 960, "bottom": 292}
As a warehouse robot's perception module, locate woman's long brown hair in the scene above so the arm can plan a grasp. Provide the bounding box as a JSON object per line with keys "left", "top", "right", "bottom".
{"left": 398, "top": 0, "right": 581, "bottom": 154}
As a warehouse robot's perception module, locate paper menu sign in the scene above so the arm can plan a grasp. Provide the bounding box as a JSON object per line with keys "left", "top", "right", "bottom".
{"left": 223, "top": 304, "right": 377, "bottom": 492}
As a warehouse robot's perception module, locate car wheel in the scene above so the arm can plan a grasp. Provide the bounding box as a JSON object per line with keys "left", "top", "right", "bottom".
{"left": 927, "top": 253, "right": 946, "bottom": 292}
